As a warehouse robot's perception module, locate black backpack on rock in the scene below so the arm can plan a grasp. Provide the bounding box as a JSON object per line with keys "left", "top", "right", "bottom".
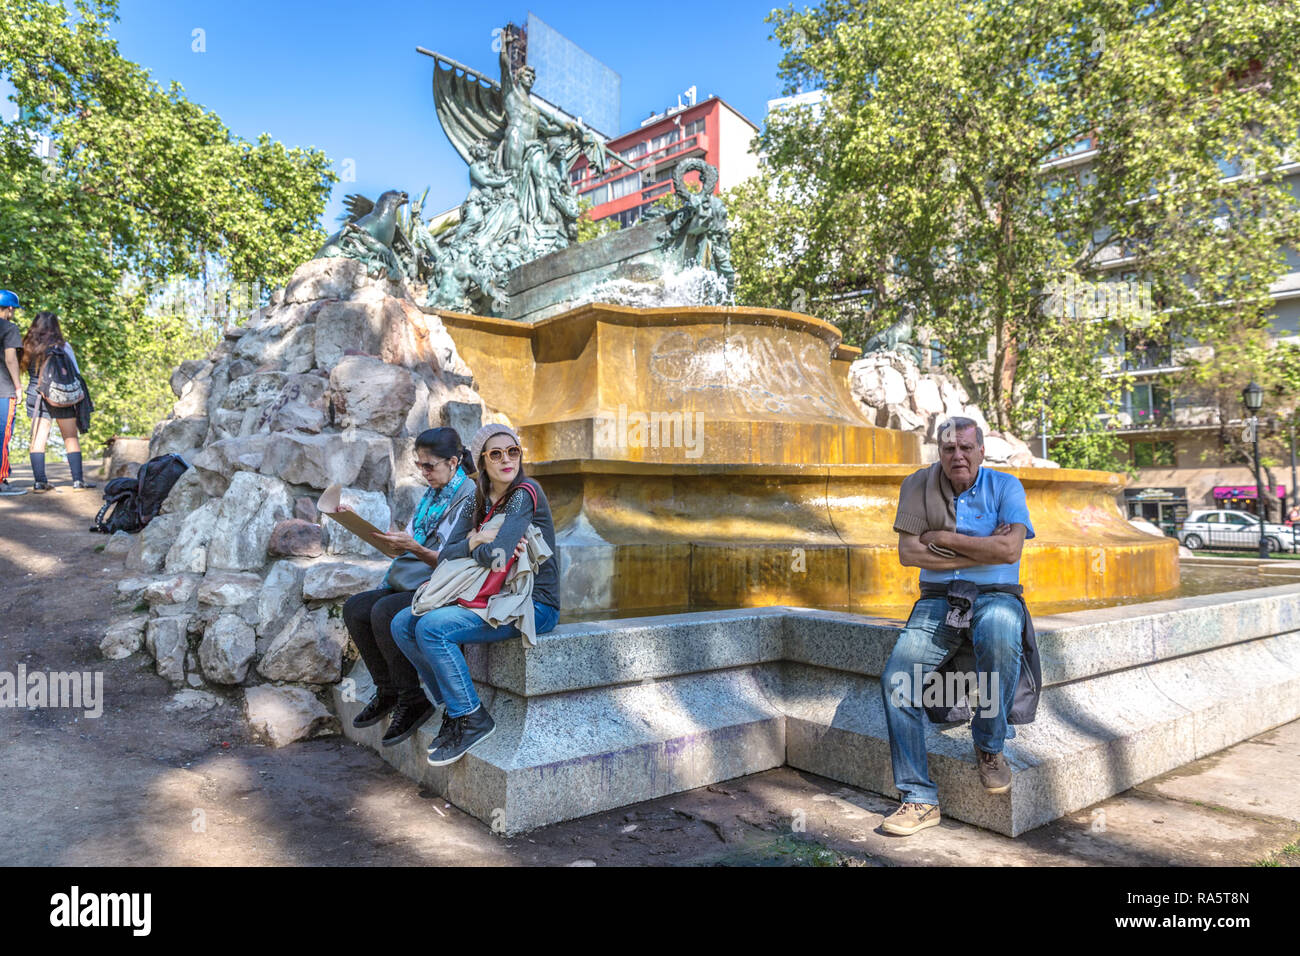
{"left": 92, "top": 454, "right": 190, "bottom": 534}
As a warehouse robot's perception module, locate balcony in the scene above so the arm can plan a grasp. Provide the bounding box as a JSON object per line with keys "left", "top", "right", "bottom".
{"left": 575, "top": 133, "right": 710, "bottom": 214}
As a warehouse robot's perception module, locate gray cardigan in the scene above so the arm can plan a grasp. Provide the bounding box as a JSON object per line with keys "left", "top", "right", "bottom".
{"left": 439, "top": 477, "right": 559, "bottom": 611}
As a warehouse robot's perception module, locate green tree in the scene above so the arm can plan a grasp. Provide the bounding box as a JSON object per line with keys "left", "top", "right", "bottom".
{"left": 734, "top": 0, "right": 1300, "bottom": 469}
{"left": 0, "top": 0, "right": 335, "bottom": 447}
{"left": 576, "top": 198, "right": 620, "bottom": 243}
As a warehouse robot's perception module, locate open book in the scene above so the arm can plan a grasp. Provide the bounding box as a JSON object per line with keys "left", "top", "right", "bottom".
{"left": 317, "top": 484, "right": 404, "bottom": 559}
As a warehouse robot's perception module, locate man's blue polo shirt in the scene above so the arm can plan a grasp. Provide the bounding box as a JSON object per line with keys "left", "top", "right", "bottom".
{"left": 919, "top": 466, "right": 1035, "bottom": 587}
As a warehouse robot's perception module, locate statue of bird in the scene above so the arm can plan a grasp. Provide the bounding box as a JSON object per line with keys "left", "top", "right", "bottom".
{"left": 314, "top": 190, "right": 410, "bottom": 265}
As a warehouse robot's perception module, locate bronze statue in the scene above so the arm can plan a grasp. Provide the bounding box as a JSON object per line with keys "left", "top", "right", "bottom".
{"left": 314, "top": 190, "right": 412, "bottom": 280}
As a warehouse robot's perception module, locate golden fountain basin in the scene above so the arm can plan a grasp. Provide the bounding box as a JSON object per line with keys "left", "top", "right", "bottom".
{"left": 434, "top": 303, "right": 1179, "bottom": 617}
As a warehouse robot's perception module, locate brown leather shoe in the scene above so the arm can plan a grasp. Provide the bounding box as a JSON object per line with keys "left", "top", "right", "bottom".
{"left": 880, "top": 802, "right": 941, "bottom": 835}
{"left": 975, "top": 745, "right": 1012, "bottom": 794}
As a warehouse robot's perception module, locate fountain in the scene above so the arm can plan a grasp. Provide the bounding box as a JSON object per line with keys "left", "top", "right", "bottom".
{"left": 120, "top": 27, "right": 1291, "bottom": 838}
{"left": 434, "top": 300, "right": 1179, "bottom": 618}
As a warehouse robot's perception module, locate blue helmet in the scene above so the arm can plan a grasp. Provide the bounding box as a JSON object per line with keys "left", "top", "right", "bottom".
{"left": 0, "top": 290, "right": 18, "bottom": 309}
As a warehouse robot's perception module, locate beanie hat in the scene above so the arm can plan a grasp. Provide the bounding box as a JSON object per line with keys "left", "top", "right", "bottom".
{"left": 470, "top": 423, "right": 521, "bottom": 465}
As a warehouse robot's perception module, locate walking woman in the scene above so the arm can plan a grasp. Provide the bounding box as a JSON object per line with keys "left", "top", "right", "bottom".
{"left": 391, "top": 424, "right": 560, "bottom": 767}
{"left": 22, "top": 312, "right": 94, "bottom": 491}
{"left": 343, "top": 427, "right": 477, "bottom": 746}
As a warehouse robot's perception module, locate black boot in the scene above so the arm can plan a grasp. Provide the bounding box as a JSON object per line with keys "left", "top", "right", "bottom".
{"left": 381, "top": 698, "right": 435, "bottom": 747}
{"left": 426, "top": 705, "right": 495, "bottom": 766}
{"left": 352, "top": 693, "right": 398, "bottom": 729}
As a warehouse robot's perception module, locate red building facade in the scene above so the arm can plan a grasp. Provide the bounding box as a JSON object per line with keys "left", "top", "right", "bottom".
{"left": 571, "top": 97, "right": 759, "bottom": 228}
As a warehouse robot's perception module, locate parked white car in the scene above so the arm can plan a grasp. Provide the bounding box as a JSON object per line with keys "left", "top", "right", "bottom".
{"left": 1178, "top": 510, "right": 1299, "bottom": 553}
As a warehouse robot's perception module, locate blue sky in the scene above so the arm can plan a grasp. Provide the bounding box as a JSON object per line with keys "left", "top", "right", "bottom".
{"left": 92, "top": 0, "right": 791, "bottom": 227}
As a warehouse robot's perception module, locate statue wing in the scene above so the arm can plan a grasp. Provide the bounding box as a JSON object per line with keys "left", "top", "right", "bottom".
{"left": 343, "top": 194, "right": 374, "bottom": 222}
{"left": 432, "top": 57, "right": 506, "bottom": 166}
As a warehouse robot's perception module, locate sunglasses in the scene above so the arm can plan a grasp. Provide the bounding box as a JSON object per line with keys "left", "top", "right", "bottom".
{"left": 485, "top": 445, "right": 522, "bottom": 463}
{"left": 414, "top": 458, "right": 451, "bottom": 473}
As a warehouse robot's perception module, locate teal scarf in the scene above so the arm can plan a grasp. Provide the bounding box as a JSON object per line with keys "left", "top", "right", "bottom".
{"left": 412, "top": 466, "right": 467, "bottom": 544}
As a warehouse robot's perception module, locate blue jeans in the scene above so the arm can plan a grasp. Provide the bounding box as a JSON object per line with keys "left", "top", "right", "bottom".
{"left": 880, "top": 593, "right": 1024, "bottom": 806}
{"left": 391, "top": 602, "right": 560, "bottom": 718}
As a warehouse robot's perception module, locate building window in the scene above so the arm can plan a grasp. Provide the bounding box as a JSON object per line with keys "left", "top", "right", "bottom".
{"left": 650, "top": 128, "right": 681, "bottom": 152}
{"left": 1123, "top": 383, "right": 1172, "bottom": 426}
{"left": 1132, "top": 440, "right": 1175, "bottom": 468}
{"left": 609, "top": 175, "right": 639, "bottom": 200}
{"left": 621, "top": 142, "right": 647, "bottom": 162}
{"left": 684, "top": 118, "right": 705, "bottom": 138}
{"left": 582, "top": 183, "right": 609, "bottom": 205}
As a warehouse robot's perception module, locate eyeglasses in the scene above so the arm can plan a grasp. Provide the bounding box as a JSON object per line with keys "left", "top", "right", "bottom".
{"left": 414, "top": 458, "right": 451, "bottom": 473}
{"left": 485, "top": 445, "right": 522, "bottom": 464}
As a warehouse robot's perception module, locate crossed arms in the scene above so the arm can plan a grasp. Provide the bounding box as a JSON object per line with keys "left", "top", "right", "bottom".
{"left": 897, "top": 524, "right": 1028, "bottom": 570}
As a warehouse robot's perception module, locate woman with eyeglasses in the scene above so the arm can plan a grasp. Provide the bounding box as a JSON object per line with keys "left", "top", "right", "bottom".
{"left": 342, "top": 427, "right": 476, "bottom": 746}
{"left": 390, "top": 423, "right": 560, "bottom": 767}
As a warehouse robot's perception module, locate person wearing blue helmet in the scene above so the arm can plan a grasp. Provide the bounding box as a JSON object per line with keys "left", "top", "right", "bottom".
{"left": 0, "top": 290, "right": 27, "bottom": 496}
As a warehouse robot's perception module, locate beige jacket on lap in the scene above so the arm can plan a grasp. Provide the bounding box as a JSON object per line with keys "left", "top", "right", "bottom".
{"left": 409, "top": 514, "right": 555, "bottom": 646}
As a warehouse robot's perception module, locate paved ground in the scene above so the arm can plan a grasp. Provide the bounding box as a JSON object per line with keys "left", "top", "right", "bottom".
{"left": 3, "top": 460, "right": 1299, "bottom": 866}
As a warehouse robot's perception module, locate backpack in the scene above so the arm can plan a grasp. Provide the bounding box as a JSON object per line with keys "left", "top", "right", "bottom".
{"left": 91, "top": 454, "right": 190, "bottom": 535}
{"left": 37, "top": 349, "right": 85, "bottom": 407}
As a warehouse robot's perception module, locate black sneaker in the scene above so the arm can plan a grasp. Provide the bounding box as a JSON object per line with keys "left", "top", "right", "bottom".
{"left": 72, "top": 480, "right": 97, "bottom": 490}
{"left": 351, "top": 693, "right": 398, "bottom": 729}
{"left": 427, "top": 706, "right": 495, "bottom": 767}
{"left": 381, "top": 699, "right": 435, "bottom": 747}
{"left": 31, "top": 481, "right": 53, "bottom": 493}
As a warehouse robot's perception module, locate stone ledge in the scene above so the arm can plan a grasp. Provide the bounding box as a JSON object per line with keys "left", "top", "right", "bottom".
{"left": 331, "top": 589, "right": 1300, "bottom": 836}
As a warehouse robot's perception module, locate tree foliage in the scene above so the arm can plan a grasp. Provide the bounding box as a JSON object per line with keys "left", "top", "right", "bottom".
{"left": 0, "top": 0, "right": 336, "bottom": 447}
{"left": 575, "top": 198, "right": 620, "bottom": 243}
{"left": 731, "top": 0, "right": 1300, "bottom": 469}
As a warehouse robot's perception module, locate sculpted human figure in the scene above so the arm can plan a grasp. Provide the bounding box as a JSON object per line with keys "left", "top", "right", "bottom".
{"left": 454, "top": 140, "right": 512, "bottom": 243}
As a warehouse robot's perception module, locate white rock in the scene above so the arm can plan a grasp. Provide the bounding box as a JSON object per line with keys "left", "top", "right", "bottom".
{"left": 102, "top": 531, "right": 134, "bottom": 556}
{"left": 143, "top": 573, "right": 201, "bottom": 606}
{"left": 879, "top": 365, "right": 908, "bottom": 407}
{"left": 100, "top": 616, "right": 148, "bottom": 660}
{"left": 115, "top": 575, "right": 159, "bottom": 603}
{"left": 198, "top": 570, "right": 264, "bottom": 607}
{"left": 910, "top": 378, "right": 943, "bottom": 417}
{"left": 190, "top": 434, "right": 273, "bottom": 497}
{"left": 207, "top": 472, "right": 294, "bottom": 571}
{"left": 301, "top": 560, "right": 390, "bottom": 601}
{"left": 982, "top": 434, "right": 1016, "bottom": 463}
{"left": 887, "top": 405, "right": 927, "bottom": 433}
{"left": 150, "top": 415, "right": 209, "bottom": 459}
{"left": 199, "top": 614, "right": 257, "bottom": 684}
{"left": 321, "top": 488, "right": 391, "bottom": 556}
{"left": 258, "top": 607, "right": 348, "bottom": 684}
{"left": 164, "top": 499, "right": 221, "bottom": 574}
{"left": 164, "top": 689, "right": 221, "bottom": 712}
{"left": 124, "top": 513, "right": 185, "bottom": 573}
{"left": 145, "top": 615, "right": 191, "bottom": 685}
{"left": 220, "top": 371, "right": 288, "bottom": 412}
{"left": 243, "top": 684, "right": 338, "bottom": 748}
{"left": 256, "top": 560, "right": 307, "bottom": 637}
{"left": 255, "top": 431, "right": 370, "bottom": 491}
{"left": 329, "top": 355, "right": 417, "bottom": 436}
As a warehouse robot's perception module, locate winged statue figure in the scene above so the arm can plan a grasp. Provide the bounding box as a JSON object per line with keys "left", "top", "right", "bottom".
{"left": 415, "top": 28, "right": 632, "bottom": 311}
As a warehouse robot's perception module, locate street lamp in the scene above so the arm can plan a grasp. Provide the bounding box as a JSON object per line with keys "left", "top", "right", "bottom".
{"left": 1241, "top": 382, "right": 1268, "bottom": 558}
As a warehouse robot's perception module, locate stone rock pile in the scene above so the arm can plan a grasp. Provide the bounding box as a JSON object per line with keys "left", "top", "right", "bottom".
{"left": 99, "top": 258, "right": 489, "bottom": 745}
{"left": 848, "top": 350, "right": 1058, "bottom": 468}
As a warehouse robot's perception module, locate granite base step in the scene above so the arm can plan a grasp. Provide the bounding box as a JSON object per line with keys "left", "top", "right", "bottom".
{"left": 331, "top": 584, "right": 1300, "bottom": 836}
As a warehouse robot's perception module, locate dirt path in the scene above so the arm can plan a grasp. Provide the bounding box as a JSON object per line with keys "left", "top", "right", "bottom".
{"left": 3, "top": 460, "right": 1298, "bottom": 866}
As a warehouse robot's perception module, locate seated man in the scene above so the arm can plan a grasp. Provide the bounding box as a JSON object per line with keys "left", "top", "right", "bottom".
{"left": 879, "top": 417, "right": 1039, "bottom": 836}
